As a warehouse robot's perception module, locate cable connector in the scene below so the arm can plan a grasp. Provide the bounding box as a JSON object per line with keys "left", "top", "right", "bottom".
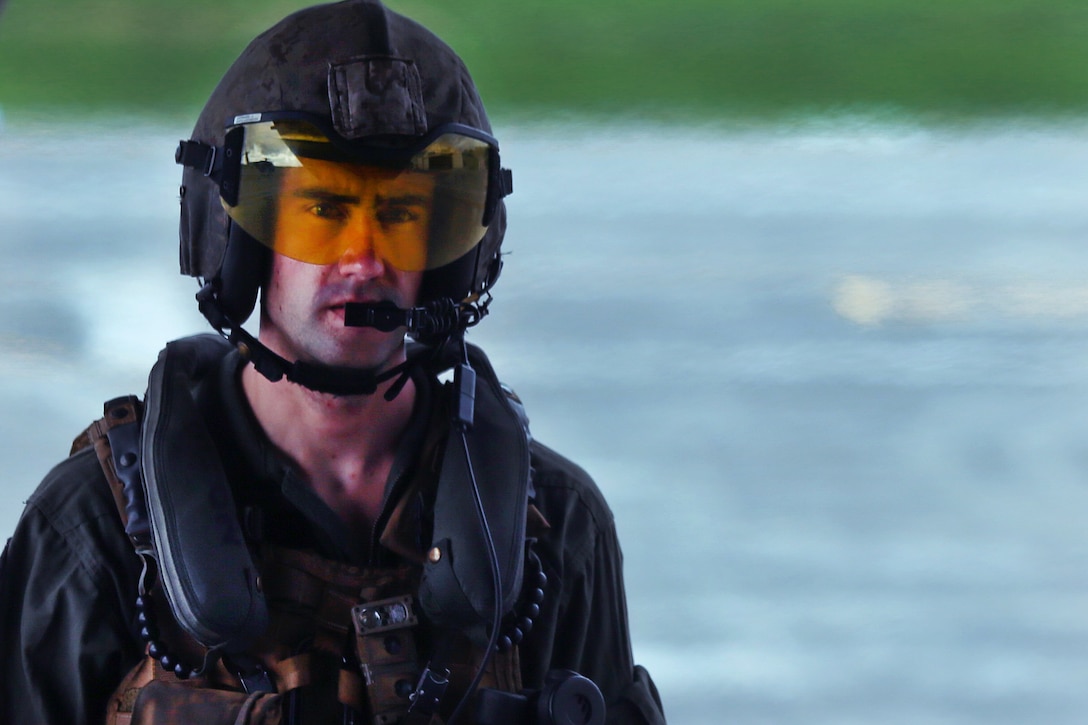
{"left": 452, "top": 363, "right": 476, "bottom": 430}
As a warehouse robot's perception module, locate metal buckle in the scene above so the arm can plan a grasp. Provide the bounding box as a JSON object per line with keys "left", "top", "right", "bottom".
{"left": 201, "top": 145, "right": 217, "bottom": 177}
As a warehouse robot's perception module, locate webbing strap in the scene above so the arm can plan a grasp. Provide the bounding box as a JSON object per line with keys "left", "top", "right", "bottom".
{"left": 175, "top": 139, "right": 220, "bottom": 177}
{"left": 74, "top": 395, "right": 151, "bottom": 551}
{"left": 268, "top": 652, "right": 312, "bottom": 693}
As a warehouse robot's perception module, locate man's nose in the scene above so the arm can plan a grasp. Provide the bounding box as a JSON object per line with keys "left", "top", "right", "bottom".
{"left": 336, "top": 218, "right": 386, "bottom": 278}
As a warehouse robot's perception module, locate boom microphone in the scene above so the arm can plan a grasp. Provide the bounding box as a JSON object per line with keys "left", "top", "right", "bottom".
{"left": 344, "top": 299, "right": 473, "bottom": 338}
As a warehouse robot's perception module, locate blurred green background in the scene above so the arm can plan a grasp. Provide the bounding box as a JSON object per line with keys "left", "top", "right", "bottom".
{"left": 2, "top": 0, "right": 1088, "bottom": 122}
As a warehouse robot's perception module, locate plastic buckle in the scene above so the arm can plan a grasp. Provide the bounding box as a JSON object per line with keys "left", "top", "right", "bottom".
{"left": 238, "top": 667, "right": 275, "bottom": 694}
{"left": 407, "top": 665, "right": 450, "bottom": 716}
{"left": 174, "top": 140, "right": 218, "bottom": 177}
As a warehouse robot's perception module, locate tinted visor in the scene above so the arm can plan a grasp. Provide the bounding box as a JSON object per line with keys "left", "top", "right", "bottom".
{"left": 224, "top": 120, "right": 491, "bottom": 271}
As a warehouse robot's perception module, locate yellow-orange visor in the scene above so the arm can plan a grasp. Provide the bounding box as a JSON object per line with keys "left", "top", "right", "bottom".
{"left": 223, "top": 119, "right": 492, "bottom": 271}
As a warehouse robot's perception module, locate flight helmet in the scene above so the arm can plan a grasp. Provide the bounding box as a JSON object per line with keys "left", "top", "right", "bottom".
{"left": 176, "top": 0, "right": 511, "bottom": 393}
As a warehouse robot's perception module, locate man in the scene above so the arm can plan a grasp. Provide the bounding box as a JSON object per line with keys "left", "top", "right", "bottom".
{"left": 0, "top": 1, "right": 666, "bottom": 724}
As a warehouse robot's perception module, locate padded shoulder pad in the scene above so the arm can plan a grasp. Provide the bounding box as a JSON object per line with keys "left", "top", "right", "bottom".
{"left": 418, "top": 343, "right": 531, "bottom": 645}
{"left": 142, "top": 336, "right": 269, "bottom": 653}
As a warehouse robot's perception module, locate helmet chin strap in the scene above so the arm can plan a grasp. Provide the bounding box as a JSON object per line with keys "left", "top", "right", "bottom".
{"left": 197, "top": 283, "right": 426, "bottom": 398}
{"left": 196, "top": 281, "right": 492, "bottom": 397}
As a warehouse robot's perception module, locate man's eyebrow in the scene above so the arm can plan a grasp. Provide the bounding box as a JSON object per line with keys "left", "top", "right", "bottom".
{"left": 292, "top": 189, "right": 360, "bottom": 205}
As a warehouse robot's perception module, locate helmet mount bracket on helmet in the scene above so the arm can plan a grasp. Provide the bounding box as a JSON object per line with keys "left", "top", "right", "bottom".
{"left": 328, "top": 56, "right": 427, "bottom": 139}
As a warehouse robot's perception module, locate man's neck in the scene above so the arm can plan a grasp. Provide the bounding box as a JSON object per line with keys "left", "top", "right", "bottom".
{"left": 240, "top": 359, "right": 418, "bottom": 537}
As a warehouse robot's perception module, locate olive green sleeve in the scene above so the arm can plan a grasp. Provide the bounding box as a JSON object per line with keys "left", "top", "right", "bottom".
{"left": 0, "top": 449, "right": 144, "bottom": 725}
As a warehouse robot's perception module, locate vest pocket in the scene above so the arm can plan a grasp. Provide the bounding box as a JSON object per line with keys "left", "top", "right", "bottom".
{"left": 129, "top": 681, "right": 282, "bottom": 725}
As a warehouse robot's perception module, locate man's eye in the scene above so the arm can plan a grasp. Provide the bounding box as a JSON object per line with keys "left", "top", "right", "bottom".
{"left": 309, "top": 202, "right": 347, "bottom": 220}
{"left": 377, "top": 206, "right": 419, "bottom": 225}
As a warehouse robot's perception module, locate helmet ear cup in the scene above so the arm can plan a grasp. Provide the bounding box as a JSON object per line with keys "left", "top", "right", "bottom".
{"left": 420, "top": 247, "right": 479, "bottom": 305}
{"left": 216, "top": 222, "right": 269, "bottom": 325}
{"left": 418, "top": 197, "right": 506, "bottom": 306}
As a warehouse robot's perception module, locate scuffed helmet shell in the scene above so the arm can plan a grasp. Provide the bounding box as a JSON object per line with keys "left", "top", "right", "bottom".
{"left": 179, "top": 0, "right": 505, "bottom": 307}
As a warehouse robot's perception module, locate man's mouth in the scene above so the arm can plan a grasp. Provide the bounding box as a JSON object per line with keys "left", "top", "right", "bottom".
{"left": 327, "top": 296, "right": 389, "bottom": 313}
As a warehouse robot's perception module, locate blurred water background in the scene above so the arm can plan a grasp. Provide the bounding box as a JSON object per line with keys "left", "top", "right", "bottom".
{"left": 5, "top": 115, "right": 1088, "bottom": 725}
{"left": 5, "top": 1, "right": 1088, "bottom": 723}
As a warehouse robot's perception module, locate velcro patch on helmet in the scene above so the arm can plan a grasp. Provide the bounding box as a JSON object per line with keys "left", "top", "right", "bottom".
{"left": 328, "top": 57, "right": 427, "bottom": 139}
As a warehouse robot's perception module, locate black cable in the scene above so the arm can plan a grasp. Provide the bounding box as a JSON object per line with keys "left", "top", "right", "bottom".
{"left": 445, "top": 339, "right": 505, "bottom": 725}
{"left": 445, "top": 429, "right": 504, "bottom": 725}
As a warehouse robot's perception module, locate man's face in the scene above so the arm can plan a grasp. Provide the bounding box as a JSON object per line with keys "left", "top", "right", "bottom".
{"left": 258, "top": 159, "right": 431, "bottom": 372}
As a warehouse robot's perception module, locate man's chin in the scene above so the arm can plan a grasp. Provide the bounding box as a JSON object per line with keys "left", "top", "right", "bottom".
{"left": 313, "top": 334, "right": 407, "bottom": 374}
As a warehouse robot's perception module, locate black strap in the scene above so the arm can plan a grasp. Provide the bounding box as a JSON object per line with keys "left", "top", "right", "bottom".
{"left": 197, "top": 282, "right": 427, "bottom": 398}
{"left": 175, "top": 139, "right": 221, "bottom": 178}
{"left": 103, "top": 397, "right": 154, "bottom": 553}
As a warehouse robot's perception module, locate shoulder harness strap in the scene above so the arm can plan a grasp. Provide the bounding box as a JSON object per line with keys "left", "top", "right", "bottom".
{"left": 75, "top": 375, "right": 539, "bottom": 723}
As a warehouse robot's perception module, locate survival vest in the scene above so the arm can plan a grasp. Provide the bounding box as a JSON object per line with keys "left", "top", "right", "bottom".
{"left": 72, "top": 335, "right": 549, "bottom": 725}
